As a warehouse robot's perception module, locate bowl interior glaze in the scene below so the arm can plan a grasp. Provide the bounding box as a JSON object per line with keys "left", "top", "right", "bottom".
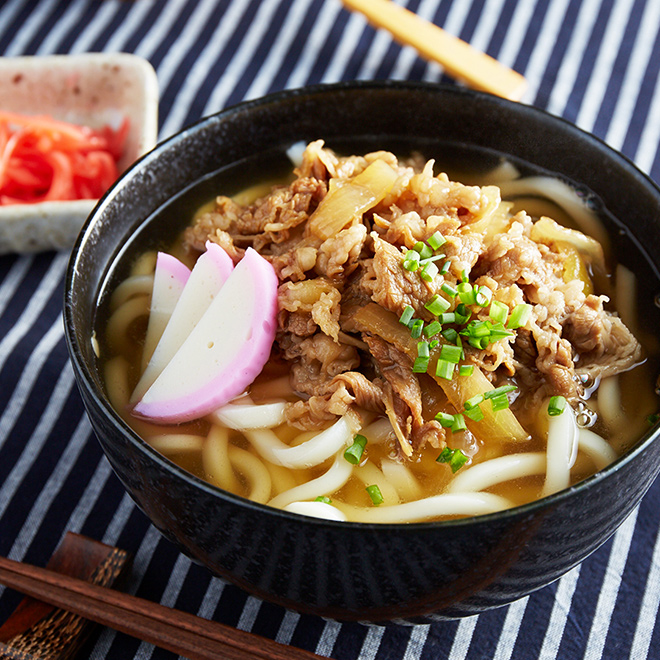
{"left": 64, "top": 81, "right": 660, "bottom": 622}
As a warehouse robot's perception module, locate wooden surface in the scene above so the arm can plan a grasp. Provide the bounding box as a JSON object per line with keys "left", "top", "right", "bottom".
{"left": 0, "top": 542, "right": 328, "bottom": 660}
{"left": 342, "top": 0, "right": 527, "bottom": 100}
{"left": 0, "top": 533, "right": 130, "bottom": 660}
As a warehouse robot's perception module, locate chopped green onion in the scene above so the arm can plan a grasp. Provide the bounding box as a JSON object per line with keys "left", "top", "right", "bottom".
{"left": 459, "top": 364, "right": 474, "bottom": 377}
{"left": 483, "top": 384, "right": 517, "bottom": 400}
{"left": 438, "top": 312, "right": 456, "bottom": 324}
{"left": 435, "top": 412, "right": 456, "bottom": 428}
{"left": 457, "top": 282, "right": 477, "bottom": 305}
{"left": 464, "top": 393, "right": 485, "bottom": 410}
{"left": 413, "top": 241, "right": 433, "bottom": 259}
{"left": 315, "top": 496, "right": 332, "bottom": 504}
{"left": 427, "top": 231, "right": 446, "bottom": 250}
{"left": 440, "top": 259, "right": 451, "bottom": 275}
{"left": 451, "top": 413, "right": 467, "bottom": 432}
{"left": 436, "top": 446, "right": 469, "bottom": 471}
{"left": 417, "top": 341, "right": 430, "bottom": 358}
{"left": 410, "top": 318, "right": 424, "bottom": 338}
{"left": 489, "top": 325, "right": 514, "bottom": 340}
{"left": 420, "top": 254, "right": 446, "bottom": 264}
{"left": 424, "top": 320, "right": 442, "bottom": 337}
{"left": 475, "top": 286, "right": 493, "bottom": 307}
{"left": 344, "top": 434, "right": 368, "bottom": 464}
{"left": 463, "top": 405, "right": 484, "bottom": 422}
{"left": 430, "top": 339, "right": 440, "bottom": 349}
{"left": 441, "top": 282, "right": 458, "bottom": 298}
{"left": 425, "top": 294, "right": 451, "bottom": 315}
{"left": 420, "top": 260, "right": 439, "bottom": 281}
{"left": 436, "top": 447, "right": 454, "bottom": 462}
{"left": 399, "top": 305, "right": 414, "bottom": 326}
{"left": 489, "top": 300, "right": 509, "bottom": 325}
{"left": 441, "top": 328, "right": 459, "bottom": 343}
{"left": 460, "top": 268, "right": 470, "bottom": 283}
{"left": 402, "top": 250, "right": 421, "bottom": 271}
{"left": 449, "top": 449, "right": 469, "bottom": 472}
{"left": 507, "top": 303, "right": 533, "bottom": 329}
{"left": 469, "top": 320, "right": 491, "bottom": 337}
{"left": 436, "top": 358, "right": 455, "bottom": 380}
{"left": 454, "top": 303, "right": 471, "bottom": 324}
{"left": 547, "top": 395, "right": 567, "bottom": 417}
{"left": 366, "top": 484, "right": 384, "bottom": 506}
{"left": 413, "top": 356, "right": 430, "bottom": 373}
{"left": 490, "top": 393, "right": 511, "bottom": 412}
{"left": 647, "top": 413, "right": 660, "bottom": 425}
{"left": 468, "top": 336, "right": 489, "bottom": 350}
{"left": 440, "top": 344, "right": 463, "bottom": 363}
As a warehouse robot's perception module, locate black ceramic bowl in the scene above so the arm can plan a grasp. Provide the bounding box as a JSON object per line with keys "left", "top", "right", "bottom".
{"left": 63, "top": 81, "right": 660, "bottom": 623}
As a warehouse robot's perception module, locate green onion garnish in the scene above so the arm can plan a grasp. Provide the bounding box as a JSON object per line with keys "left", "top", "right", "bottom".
{"left": 436, "top": 447, "right": 454, "bottom": 462}
{"left": 399, "top": 305, "right": 415, "bottom": 326}
{"left": 547, "top": 395, "right": 567, "bottom": 417}
{"left": 315, "top": 496, "right": 332, "bottom": 504}
{"left": 488, "top": 325, "right": 514, "bottom": 340}
{"left": 483, "top": 384, "right": 517, "bottom": 400}
{"left": 413, "top": 356, "right": 430, "bottom": 373}
{"left": 459, "top": 364, "right": 474, "bottom": 377}
{"left": 460, "top": 268, "right": 470, "bottom": 283}
{"left": 438, "top": 312, "right": 456, "bottom": 325}
{"left": 442, "top": 327, "right": 459, "bottom": 343}
{"left": 648, "top": 413, "right": 660, "bottom": 425}
{"left": 440, "top": 259, "right": 451, "bottom": 275}
{"left": 420, "top": 260, "right": 439, "bottom": 282}
{"left": 366, "top": 484, "right": 384, "bottom": 506}
{"left": 441, "top": 282, "right": 458, "bottom": 298}
{"left": 436, "top": 358, "right": 455, "bottom": 380}
{"left": 413, "top": 241, "right": 433, "bottom": 260}
{"left": 489, "top": 300, "right": 509, "bottom": 325}
{"left": 440, "top": 344, "right": 463, "bottom": 364}
{"left": 464, "top": 393, "right": 485, "bottom": 410}
{"left": 490, "top": 393, "right": 510, "bottom": 412}
{"left": 451, "top": 413, "right": 467, "bottom": 433}
{"left": 468, "top": 336, "right": 489, "bottom": 350}
{"left": 344, "top": 434, "right": 368, "bottom": 464}
{"left": 475, "top": 286, "right": 492, "bottom": 307}
{"left": 410, "top": 318, "right": 424, "bottom": 339}
{"left": 463, "top": 405, "right": 484, "bottom": 422}
{"left": 450, "top": 449, "right": 469, "bottom": 472}
{"left": 468, "top": 321, "right": 491, "bottom": 338}
{"left": 507, "top": 303, "right": 533, "bottom": 329}
{"left": 435, "top": 412, "right": 456, "bottom": 428}
{"left": 436, "top": 447, "right": 469, "bottom": 472}
{"left": 454, "top": 303, "right": 471, "bottom": 324}
{"left": 430, "top": 339, "right": 440, "bottom": 349}
{"left": 457, "top": 282, "right": 477, "bottom": 305}
{"left": 402, "top": 250, "right": 421, "bottom": 271}
{"left": 424, "top": 320, "right": 442, "bottom": 337}
{"left": 417, "top": 341, "right": 430, "bottom": 358}
{"left": 427, "top": 231, "right": 446, "bottom": 250}
{"left": 425, "top": 294, "right": 451, "bottom": 315}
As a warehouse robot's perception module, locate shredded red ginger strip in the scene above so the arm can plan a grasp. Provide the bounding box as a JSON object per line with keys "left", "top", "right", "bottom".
{"left": 0, "top": 111, "right": 129, "bottom": 205}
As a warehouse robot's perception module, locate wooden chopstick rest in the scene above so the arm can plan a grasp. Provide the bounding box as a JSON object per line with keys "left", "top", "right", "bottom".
{"left": 0, "top": 533, "right": 131, "bottom": 660}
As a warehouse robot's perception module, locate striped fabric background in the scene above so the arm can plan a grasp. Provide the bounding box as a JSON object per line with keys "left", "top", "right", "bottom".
{"left": 0, "top": 0, "right": 659, "bottom": 658}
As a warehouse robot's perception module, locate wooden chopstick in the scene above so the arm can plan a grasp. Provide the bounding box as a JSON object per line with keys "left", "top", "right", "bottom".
{"left": 341, "top": 0, "right": 527, "bottom": 101}
{"left": 0, "top": 555, "right": 327, "bottom": 660}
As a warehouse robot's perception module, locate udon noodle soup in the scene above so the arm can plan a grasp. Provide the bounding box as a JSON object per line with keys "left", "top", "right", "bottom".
{"left": 100, "top": 140, "right": 659, "bottom": 524}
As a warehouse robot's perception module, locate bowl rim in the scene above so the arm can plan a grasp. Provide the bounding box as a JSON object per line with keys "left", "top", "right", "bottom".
{"left": 64, "top": 78, "right": 660, "bottom": 532}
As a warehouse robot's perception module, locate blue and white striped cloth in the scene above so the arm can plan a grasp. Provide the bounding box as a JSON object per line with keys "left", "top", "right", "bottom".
{"left": 1, "top": 1, "right": 659, "bottom": 658}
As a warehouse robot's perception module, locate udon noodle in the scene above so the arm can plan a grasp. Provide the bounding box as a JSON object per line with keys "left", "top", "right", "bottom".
{"left": 99, "top": 140, "right": 658, "bottom": 523}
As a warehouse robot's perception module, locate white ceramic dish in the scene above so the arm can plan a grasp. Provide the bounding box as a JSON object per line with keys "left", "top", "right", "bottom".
{"left": 0, "top": 52, "right": 159, "bottom": 254}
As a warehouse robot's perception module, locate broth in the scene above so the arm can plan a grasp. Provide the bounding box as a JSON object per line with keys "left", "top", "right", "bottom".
{"left": 96, "top": 140, "right": 660, "bottom": 523}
